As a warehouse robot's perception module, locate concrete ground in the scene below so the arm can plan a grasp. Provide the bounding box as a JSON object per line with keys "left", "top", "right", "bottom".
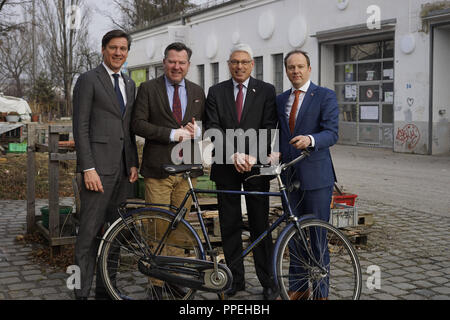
{"left": 0, "top": 144, "right": 449, "bottom": 300}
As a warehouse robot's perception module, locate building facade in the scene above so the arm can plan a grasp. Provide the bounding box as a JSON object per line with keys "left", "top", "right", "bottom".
{"left": 127, "top": 0, "right": 450, "bottom": 155}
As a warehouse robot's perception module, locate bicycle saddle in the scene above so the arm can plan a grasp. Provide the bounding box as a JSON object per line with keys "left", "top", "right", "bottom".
{"left": 162, "top": 164, "right": 204, "bottom": 176}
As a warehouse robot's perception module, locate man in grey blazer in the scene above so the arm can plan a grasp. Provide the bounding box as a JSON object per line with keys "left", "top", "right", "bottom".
{"left": 72, "top": 30, "right": 139, "bottom": 300}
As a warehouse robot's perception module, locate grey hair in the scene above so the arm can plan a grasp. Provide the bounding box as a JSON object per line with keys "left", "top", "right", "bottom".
{"left": 230, "top": 43, "right": 254, "bottom": 60}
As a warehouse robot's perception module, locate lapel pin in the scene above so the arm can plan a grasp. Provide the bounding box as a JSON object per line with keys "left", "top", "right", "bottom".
{"left": 311, "top": 93, "right": 314, "bottom": 96}
{"left": 252, "top": 88, "right": 256, "bottom": 93}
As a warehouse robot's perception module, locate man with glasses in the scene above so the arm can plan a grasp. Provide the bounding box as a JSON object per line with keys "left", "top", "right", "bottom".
{"left": 205, "top": 44, "right": 279, "bottom": 300}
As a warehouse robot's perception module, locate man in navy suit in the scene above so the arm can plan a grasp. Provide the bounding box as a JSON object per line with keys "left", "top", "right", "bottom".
{"left": 276, "top": 50, "right": 339, "bottom": 300}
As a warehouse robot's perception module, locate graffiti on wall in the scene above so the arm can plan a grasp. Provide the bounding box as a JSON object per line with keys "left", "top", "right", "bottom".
{"left": 396, "top": 124, "right": 421, "bottom": 150}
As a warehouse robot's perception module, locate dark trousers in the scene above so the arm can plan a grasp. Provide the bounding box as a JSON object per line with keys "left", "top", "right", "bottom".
{"left": 74, "top": 159, "right": 129, "bottom": 298}
{"left": 286, "top": 185, "right": 333, "bottom": 297}
{"left": 216, "top": 172, "right": 275, "bottom": 289}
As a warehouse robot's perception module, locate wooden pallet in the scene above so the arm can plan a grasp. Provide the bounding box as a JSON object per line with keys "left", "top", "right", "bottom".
{"left": 357, "top": 213, "right": 374, "bottom": 226}
{"left": 341, "top": 226, "right": 368, "bottom": 245}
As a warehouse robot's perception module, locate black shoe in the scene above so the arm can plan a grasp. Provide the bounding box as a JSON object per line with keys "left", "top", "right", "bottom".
{"left": 95, "top": 289, "right": 112, "bottom": 300}
{"left": 225, "top": 284, "right": 245, "bottom": 298}
{"left": 74, "top": 295, "right": 88, "bottom": 300}
{"left": 263, "top": 286, "right": 280, "bottom": 300}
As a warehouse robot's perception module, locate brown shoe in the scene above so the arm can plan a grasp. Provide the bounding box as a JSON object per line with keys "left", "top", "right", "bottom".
{"left": 288, "top": 290, "right": 310, "bottom": 300}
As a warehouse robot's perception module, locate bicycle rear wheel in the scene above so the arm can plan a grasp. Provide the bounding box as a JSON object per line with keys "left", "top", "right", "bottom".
{"left": 98, "top": 209, "right": 204, "bottom": 300}
{"left": 275, "top": 219, "right": 362, "bottom": 300}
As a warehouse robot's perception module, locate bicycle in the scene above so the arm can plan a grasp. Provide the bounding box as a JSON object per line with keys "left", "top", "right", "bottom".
{"left": 96, "top": 150, "right": 362, "bottom": 300}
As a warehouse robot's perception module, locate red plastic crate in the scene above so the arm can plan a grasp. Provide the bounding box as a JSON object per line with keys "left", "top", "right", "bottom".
{"left": 333, "top": 193, "right": 358, "bottom": 207}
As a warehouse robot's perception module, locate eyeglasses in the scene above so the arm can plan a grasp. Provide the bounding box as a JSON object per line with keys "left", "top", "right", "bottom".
{"left": 228, "top": 60, "right": 253, "bottom": 66}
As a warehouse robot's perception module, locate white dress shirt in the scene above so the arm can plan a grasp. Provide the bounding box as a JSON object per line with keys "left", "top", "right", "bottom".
{"left": 285, "top": 80, "right": 315, "bottom": 147}
{"left": 102, "top": 62, "right": 127, "bottom": 104}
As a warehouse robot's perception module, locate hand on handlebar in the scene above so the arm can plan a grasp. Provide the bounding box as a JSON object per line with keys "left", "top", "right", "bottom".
{"left": 233, "top": 153, "right": 256, "bottom": 173}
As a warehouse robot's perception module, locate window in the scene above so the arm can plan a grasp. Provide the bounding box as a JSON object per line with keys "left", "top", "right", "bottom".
{"left": 254, "top": 56, "right": 263, "bottom": 80}
{"left": 334, "top": 39, "right": 394, "bottom": 146}
{"left": 272, "top": 54, "right": 284, "bottom": 94}
{"left": 197, "top": 65, "right": 205, "bottom": 89}
{"left": 211, "top": 62, "right": 219, "bottom": 85}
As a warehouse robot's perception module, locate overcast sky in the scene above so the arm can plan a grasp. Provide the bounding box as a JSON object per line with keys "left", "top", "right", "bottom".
{"left": 88, "top": 0, "right": 208, "bottom": 49}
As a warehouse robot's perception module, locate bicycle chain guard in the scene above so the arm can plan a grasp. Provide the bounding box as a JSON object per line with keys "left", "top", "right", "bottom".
{"left": 137, "top": 256, "right": 233, "bottom": 293}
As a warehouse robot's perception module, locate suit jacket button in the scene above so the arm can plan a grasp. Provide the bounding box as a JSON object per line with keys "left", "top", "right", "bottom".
{"left": 120, "top": 137, "right": 124, "bottom": 141}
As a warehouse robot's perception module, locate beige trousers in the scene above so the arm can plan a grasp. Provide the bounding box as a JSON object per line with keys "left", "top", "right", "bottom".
{"left": 143, "top": 176, "right": 198, "bottom": 289}
{"left": 144, "top": 175, "right": 196, "bottom": 212}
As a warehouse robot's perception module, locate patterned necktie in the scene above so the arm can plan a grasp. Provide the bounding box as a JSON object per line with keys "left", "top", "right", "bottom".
{"left": 289, "top": 90, "right": 302, "bottom": 133}
{"left": 236, "top": 83, "right": 243, "bottom": 122}
{"left": 112, "top": 74, "right": 125, "bottom": 115}
{"left": 172, "top": 84, "right": 182, "bottom": 124}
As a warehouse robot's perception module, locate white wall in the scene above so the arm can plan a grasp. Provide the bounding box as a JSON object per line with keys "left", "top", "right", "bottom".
{"left": 127, "top": 0, "right": 445, "bottom": 154}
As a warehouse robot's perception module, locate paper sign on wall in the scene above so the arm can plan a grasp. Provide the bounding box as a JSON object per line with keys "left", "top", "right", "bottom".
{"left": 360, "top": 105, "right": 379, "bottom": 120}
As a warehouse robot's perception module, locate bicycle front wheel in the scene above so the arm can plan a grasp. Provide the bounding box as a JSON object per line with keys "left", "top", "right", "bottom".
{"left": 98, "top": 209, "right": 204, "bottom": 300}
{"left": 275, "top": 219, "right": 362, "bottom": 300}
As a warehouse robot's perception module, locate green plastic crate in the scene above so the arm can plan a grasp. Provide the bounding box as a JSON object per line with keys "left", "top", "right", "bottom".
{"left": 196, "top": 175, "right": 216, "bottom": 197}
{"left": 40, "top": 205, "right": 73, "bottom": 229}
{"left": 8, "top": 142, "right": 27, "bottom": 153}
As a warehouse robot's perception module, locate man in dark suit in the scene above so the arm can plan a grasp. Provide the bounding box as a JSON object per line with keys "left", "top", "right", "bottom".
{"left": 132, "top": 42, "right": 205, "bottom": 212}
{"left": 204, "top": 44, "right": 279, "bottom": 300}
{"left": 276, "top": 50, "right": 339, "bottom": 300}
{"left": 72, "top": 30, "right": 139, "bottom": 300}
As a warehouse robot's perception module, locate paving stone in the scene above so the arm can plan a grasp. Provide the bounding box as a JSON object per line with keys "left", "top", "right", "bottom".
{"left": 414, "top": 289, "right": 438, "bottom": 298}
{"left": 0, "top": 277, "right": 22, "bottom": 285}
{"left": 24, "top": 274, "right": 47, "bottom": 281}
{"left": 381, "top": 285, "right": 409, "bottom": 296}
{"left": 432, "top": 295, "right": 450, "bottom": 300}
{"left": 431, "top": 287, "right": 450, "bottom": 295}
{"left": 8, "top": 290, "right": 30, "bottom": 299}
{"left": 31, "top": 287, "right": 58, "bottom": 296}
{"left": 372, "top": 293, "right": 397, "bottom": 300}
{"left": 8, "top": 282, "right": 36, "bottom": 291}
{"left": 0, "top": 271, "right": 20, "bottom": 279}
{"left": 393, "top": 283, "right": 416, "bottom": 290}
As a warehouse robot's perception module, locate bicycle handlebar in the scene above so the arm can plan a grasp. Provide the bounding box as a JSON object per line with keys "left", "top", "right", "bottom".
{"left": 245, "top": 150, "right": 311, "bottom": 181}
{"left": 280, "top": 149, "right": 311, "bottom": 172}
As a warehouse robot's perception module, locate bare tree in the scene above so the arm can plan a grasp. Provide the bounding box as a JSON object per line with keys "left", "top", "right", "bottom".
{"left": 36, "top": 0, "right": 91, "bottom": 117}
{"left": 0, "top": 28, "right": 32, "bottom": 97}
{"left": 0, "top": 0, "right": 30, "bottom": 33}
{"left": 110, "top": 0, "right": 196, "bottom": 31}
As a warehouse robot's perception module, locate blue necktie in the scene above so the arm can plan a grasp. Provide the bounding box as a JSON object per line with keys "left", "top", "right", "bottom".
{"left": 112, "top": 74, "right": 125, "bottom": 115}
